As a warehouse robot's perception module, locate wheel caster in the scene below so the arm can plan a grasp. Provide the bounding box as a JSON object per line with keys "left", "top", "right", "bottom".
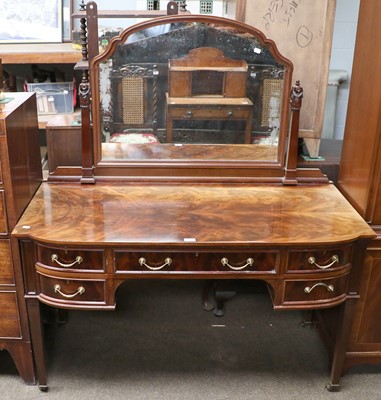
{"left": 38, "top": 384, "right": 48, "bottom": 392}
{"left": 325, "top": 383, "right": 340, "bottom": 392}
{"left": 202, "top": 299, "right": 214, "bottom": 312}
{"left": 213, "top": 306, "right": 225, "bottom": 317}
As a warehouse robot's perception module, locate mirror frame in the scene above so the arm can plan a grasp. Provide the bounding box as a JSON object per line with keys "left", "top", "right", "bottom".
{"left": 66, "top": 2, "right": 326, "bottom": 185}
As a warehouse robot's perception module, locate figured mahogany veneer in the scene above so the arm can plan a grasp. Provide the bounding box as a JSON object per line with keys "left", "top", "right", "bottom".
{"left": 12, "top": 182, "right": 375, "bottom": 390}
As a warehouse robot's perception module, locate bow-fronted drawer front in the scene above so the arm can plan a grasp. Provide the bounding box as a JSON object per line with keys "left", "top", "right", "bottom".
{"left": 37, "top": 273, "right": 108, "bottom": 308}
{"left": 286, "top": 247, "right": 351, "bottom": 273}
{"left": 37, "top": 245, "right": 105, "bottom": 272}
{"left": 276, "top": 273, "right": 349, "bottom": 309}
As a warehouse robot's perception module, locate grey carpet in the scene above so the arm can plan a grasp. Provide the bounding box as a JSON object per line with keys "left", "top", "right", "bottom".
{"left": 1, "top": 280, "right": 381, "bottom": 399}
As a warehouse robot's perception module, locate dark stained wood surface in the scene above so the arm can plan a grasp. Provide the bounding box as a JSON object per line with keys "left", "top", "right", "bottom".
{"left": 46, "top": 115, "right": 82, "bottom": 173}
{"left": 13, "top": 183, "right": 375, "bottom": 246}
{"left": 0, "top": 93, "right": 43, "bottom": 227}
{"left": 328, "top": 0, "right": 381, "bottom": 375}
{"left": 338, "top": 0, "right": 381, "bottom": 224}
{"left": 0, "top": 91, "right": 41, "bottom": 385}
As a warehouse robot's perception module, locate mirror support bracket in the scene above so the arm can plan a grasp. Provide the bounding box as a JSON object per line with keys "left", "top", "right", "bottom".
{"left": 80, "top": 70, "right": 95, "bottom": 184}
{"left": 283, "top": 80, "right": 303, "bottom": 185}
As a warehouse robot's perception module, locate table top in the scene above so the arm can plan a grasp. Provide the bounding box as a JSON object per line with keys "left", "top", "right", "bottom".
{"left": 12, "top": 183, "right": 375, "bottom": 247}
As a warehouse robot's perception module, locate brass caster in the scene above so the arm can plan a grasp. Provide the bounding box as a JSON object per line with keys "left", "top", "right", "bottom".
{"left": 38, "top": 384, "right": 48, "bottom": 392}
{"left": 325, "top": 383, "right": 340, "bottom": 392}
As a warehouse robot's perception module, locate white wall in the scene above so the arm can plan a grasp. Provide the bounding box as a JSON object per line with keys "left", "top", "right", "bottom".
{"left": 329, "top": 0, "right": 360, "bottom": 140}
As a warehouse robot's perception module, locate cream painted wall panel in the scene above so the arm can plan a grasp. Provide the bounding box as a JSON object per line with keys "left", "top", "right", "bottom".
{"left": 237, "top": 0, "right": 336, "bottom": 157}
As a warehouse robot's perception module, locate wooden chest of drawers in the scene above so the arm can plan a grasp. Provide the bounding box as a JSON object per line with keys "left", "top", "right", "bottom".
{"left": 0, "top": 92, "right": 42, "bottom": 384}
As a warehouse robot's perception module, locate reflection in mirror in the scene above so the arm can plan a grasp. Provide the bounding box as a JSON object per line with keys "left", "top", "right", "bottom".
{"left": 95, "top": 19, "right": 288, "bottom": 163}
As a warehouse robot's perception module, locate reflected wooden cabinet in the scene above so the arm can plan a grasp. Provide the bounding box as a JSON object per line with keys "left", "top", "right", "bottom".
{"left": 0, "top": 92, "right": 42, "bottom": 384}
{"left": 46, "top": 114, "right": 82, "bottom": 173}
{"left": 327, "top": 0, "right": 381, "bottom": 373}
{"left": 166, "top": 47, "right": 253, "bottom": 143}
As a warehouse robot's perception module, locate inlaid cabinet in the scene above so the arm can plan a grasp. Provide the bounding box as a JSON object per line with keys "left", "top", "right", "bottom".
{"left": 0, "top": 92, "right": 42, "bottom": 383}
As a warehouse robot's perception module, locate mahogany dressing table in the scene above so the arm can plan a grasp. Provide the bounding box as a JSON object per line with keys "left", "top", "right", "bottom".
{"left": 11, "top": 2, "right": 375, "bottom": 391}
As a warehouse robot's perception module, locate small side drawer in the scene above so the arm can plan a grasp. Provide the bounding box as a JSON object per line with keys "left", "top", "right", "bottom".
{"left": 286, "top": 247, "right": 351, "bottom": 273}
{"left": 0, "top": 291, "right": 22, "bottom": 338}
{"left": 0, "top": 240, "right": 14, "bottom": 285}
{"left": 170, "top": 106, "right": 251, "bottom": 120}
{"left": 38, "top": 274, "right": 106, "bottom": 305}
{"left": 0, "top": 190, "right": 8, "bottom": 235}
{"left": 208, "top": 252, "right": 278, "bottom": 273}
{"left": 281, "top": 274, "right": 349, "bottom": 307}
{"left": 37, "top": 245, "right": 104, "bottom": 271}
{"left": 115, "top": 252, "right": 197, "bottom": 272}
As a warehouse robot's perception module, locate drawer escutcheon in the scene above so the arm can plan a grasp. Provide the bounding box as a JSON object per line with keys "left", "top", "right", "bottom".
{"left": 221, "top": 257, "right": 254, "bottom": 271}
{"left": 51, "top": 254, "right": 83, "bottom": 268}
{"left": 304, "top": 283, "right": 334, "bottom": 294}
{"left": 308, "top": 255, "right": 339, "bottom": 269}
{"left": 54, "top": 284, "right": 85, "bottom": 299}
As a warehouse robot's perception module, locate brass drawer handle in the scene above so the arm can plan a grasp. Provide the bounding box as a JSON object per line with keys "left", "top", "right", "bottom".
{"left": 184, "top": 110, "right": 193, "bottom": 118}
{"left": 139, "top": 257, "right": 172, "bottom": 271}
{"left": 226, "top": 111, "right": 233, "bottom": 117}
{"left": 51, "top": 254, "right": 83, "bottom": 268}
{"left": 308, "top": 255, "right": 339, "bottom": 269}
{"left": 221, "top": 257, "right": 254, "bottom": 271}
{"left": 304, "top": 283, "right": 334, "bottom": 294}
{"left": 54, "top": 284, "right": 85, "bottom": 299}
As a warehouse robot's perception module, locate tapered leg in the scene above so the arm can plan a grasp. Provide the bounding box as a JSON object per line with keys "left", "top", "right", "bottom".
{"left": 26, "top": 298, "right": 48, "bottom": 391}
{"left": 326, "top": 299, "right": 356, "bottom": 391}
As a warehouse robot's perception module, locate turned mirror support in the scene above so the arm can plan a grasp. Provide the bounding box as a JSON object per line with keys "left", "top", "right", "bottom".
{"left": 80, "top": 69, "right": 95, "bottom": 184}
{"left": 283, "top": 81, "right": 303, "bottom": 185}
{"left": 78, "top": 2, "right": 94, "bottom": 183}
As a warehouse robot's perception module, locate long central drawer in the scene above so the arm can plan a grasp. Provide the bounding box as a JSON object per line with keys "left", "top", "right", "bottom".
{"left": 114, "top": 251, "right": 278, "bottom": 273}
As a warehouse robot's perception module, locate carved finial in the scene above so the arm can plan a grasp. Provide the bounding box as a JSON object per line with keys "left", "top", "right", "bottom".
{"left": 290, "top": 80, "right": 303, "bottom": 110}
{"left": 167, "top": 1, "right": 178, "bottom": 15}
{"left": 79, "top": 0, "right": 86, "bottom": 11}
{"left": 180, "top": 0, "right": 188, "bottom": 12}
{"left": 79, "top": 70, "right": 90, "bottom": 108}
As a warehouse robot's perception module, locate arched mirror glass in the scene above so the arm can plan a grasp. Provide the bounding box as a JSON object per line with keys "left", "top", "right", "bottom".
{"left": 90, "top": 15, "right": 293, "bottom": 170}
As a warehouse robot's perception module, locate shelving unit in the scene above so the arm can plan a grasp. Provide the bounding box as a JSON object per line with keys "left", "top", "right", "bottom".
{"left": 0, "top": 43, "right": 81, "bottom": 65}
